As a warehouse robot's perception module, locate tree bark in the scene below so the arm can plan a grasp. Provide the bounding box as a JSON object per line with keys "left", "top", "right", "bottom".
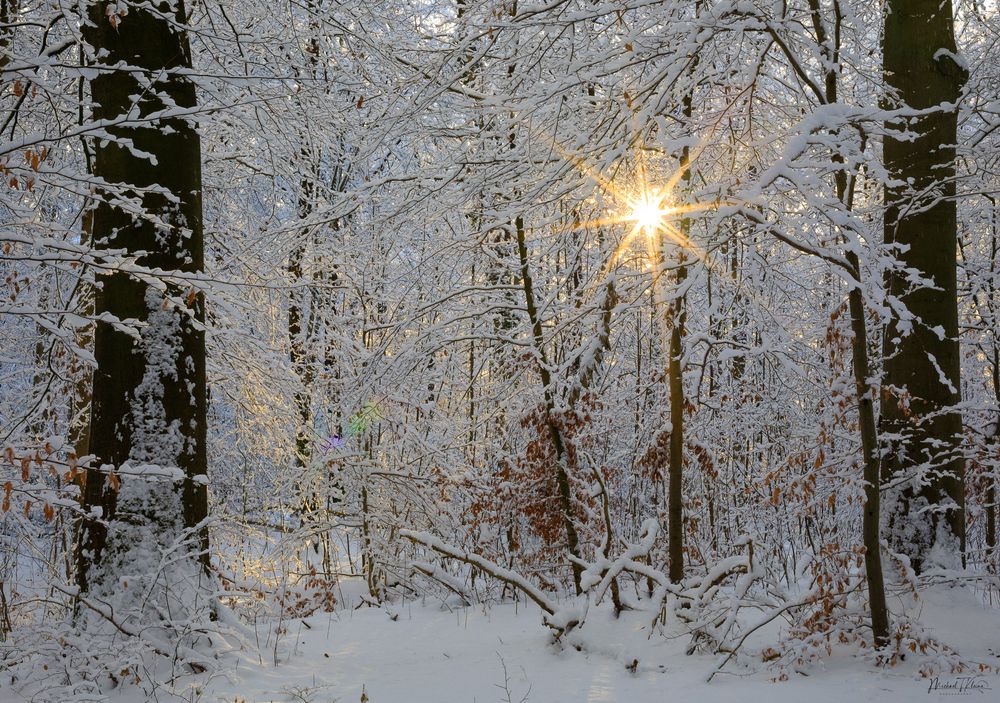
{"left": 665, "top": 56, "right": 697, "bottom": 585}
{"left": 846, "top": 267, "right": 891, "bottom": 647}
{"left": 75, "top": 0, "right": 209, "bottom": 596}
{"left": 666, "top": 263, "right": 686, "bottom": 585}
{"left": 881, "top": 0, "right": 968, "bottom": 573}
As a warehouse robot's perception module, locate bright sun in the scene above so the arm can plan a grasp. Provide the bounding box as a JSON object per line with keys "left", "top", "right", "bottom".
{"left": 629, "top": 190, "right": 670, "bottom": 234}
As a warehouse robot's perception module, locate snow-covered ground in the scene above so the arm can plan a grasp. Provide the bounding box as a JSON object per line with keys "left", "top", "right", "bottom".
{"left": 6, "top": 574, "right": 996, "bottom": 703}
{"left": 183, "top": 582, "right": 1000, "bottom": 703}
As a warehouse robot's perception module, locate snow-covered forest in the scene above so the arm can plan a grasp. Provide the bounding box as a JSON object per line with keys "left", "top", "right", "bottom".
{"left": 2, "top": 0, "right": 1000, "bottom": 700}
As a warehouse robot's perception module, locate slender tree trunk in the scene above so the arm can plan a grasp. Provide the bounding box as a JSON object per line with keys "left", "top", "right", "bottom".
{"left": 288, "top": 18, "right": 322, "bottom": 476}
{"left": 665, "top": 35, "right": 699, "bottom": 584}
{"left": 989, "top": 419, "right": 998, "bottom": 570}
{"left": 814, "top": 0, "right": 891, "bottom": 643}
{"left": 288, "top": 237, "right": 313, "bottom": 469}
{"left": 666, "top": 261, "right": 686, "bottom": 584}
{"left": 846, "top": 265, "right": 891, "bottom": 647}
{"left": 981, "top": 202, "right": 999, "bottom": 569}
{"left": 514, "top": 215, "right": 584, "bottom": 594}
{"left": 75, "top": 0, "right": 209, "bottom": 601}
{"left": 881, "top": 0, "right": 968, "bottom": 572}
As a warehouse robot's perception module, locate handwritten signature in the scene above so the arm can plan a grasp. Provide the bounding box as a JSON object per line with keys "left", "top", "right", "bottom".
{"left": 927, "top": 676, "right": 993, "bottom": 695}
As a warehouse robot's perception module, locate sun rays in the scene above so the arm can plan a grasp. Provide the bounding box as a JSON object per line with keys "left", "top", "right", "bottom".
{"left": 598, "top": 159, "right": 715, "bottom": 275}
{"left": 528, "top": 128, "right": 720, "bottom": 276}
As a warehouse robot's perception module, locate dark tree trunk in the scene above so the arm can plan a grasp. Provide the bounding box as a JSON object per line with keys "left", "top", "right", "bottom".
{"left": 288, "top": 22, "right": 321, "bottom": 475}
{"left": 665, "top": 63, "right": 697, "bottom": 585}
{"left": 75, "top": 0, "right": 209, "bottom": 596}
{"left": 515, "top": 215, "right": 584, "bottom": 594}
{"left": 666, "top": 263, "right": 686, "bottom": 585}
{"left": 846, "top": 269, "right": 891, "bottom": 647}
{"left": 881, "top": 0, "right": 968, "bottom": 573}
{"left": 288, "top": 237, "right": 314, "bottom": 470}
{"left": 989, "top": 419, "right": 998, "bottom": 569}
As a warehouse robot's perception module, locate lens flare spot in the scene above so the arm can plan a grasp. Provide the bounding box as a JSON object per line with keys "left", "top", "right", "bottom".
{"left": 629, "top": 190, "right": 670, "bottom": 234}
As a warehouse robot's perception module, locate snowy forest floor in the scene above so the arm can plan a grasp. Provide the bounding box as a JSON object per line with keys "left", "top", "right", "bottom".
{"left": 117, "top": 580, "right": 1000, "bottom": 703}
